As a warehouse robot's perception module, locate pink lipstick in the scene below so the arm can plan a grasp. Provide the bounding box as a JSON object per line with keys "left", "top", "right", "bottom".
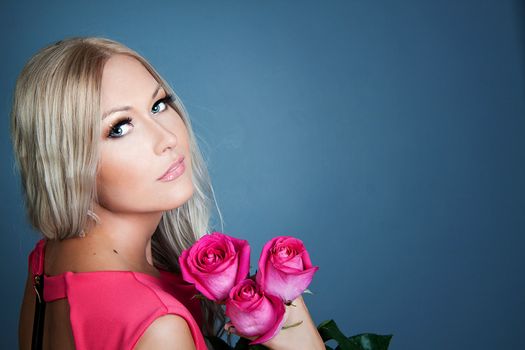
{"left": 157, "top": 156, "right": 185, "bottom": 182}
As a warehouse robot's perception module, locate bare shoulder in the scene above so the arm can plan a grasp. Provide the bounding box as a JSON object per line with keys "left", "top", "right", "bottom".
{"left": 134, "top": 314, "right": 196, "bottom": 350}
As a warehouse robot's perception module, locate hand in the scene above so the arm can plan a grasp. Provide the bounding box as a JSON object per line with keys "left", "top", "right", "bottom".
{"left": 225, "top": 296, "right": 325, "bottom": 350}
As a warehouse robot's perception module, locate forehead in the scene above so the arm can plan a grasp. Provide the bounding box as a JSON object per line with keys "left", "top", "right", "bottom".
{"left": 100, "top": 54, "right": 158, "bottom": 108}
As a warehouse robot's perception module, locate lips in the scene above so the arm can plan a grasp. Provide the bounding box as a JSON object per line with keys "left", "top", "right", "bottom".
{"left": 157, "top": 156, "right": 186, "bottom": 181}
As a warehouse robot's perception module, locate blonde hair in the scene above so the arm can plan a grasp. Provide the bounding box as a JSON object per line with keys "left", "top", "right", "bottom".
{"left": 10, "top": 37, "right": 223, "bottom": 336}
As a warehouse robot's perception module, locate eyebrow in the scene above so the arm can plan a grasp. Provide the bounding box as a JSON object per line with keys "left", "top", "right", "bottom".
{"left": 101, "top": 84, "right": 163, "bottom": 119}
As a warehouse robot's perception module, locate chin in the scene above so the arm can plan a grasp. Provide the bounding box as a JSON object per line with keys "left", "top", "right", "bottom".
{"left": 165, "top": 182, "right": 195, "bottom": 210}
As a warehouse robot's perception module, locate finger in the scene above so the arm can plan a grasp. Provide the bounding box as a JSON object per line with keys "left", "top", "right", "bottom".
{"left": 224, "top": 322, "right": 236, "bottom": 335}
{"left": 224, "top": 322, "right": 258, "bottom": 341}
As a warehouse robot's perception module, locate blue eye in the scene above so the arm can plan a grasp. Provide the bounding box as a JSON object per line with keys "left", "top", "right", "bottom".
{"left": 152, "top": 94, "right": 173, "bottom": 115}
{"left": 152, "top": 101, "right": 167, "bottom": 114}
{"left": 108, "top": 118, "right": 133, "bottom": 138}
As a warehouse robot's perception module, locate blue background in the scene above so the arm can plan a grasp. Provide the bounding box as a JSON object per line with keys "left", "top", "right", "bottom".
{"left": 1, "top": 1, "right": 524, "bottom": 349}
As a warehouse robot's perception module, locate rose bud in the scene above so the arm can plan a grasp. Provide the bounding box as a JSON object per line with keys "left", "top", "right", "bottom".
{"left": 256, "top": 236, "right": 319, "bottom": 303}
{"left": 179, "top": 232, "right": 250, "bottom": 302}
{"left": 226, "top": 279, "right": 286, "bottom": 344}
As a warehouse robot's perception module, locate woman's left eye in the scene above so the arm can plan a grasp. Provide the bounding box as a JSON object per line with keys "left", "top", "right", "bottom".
{"left": 151, "top": 101, "right": 166, "bottom": 114}
{"left": 151, "top": 95, "right": 172, "bottom": 115}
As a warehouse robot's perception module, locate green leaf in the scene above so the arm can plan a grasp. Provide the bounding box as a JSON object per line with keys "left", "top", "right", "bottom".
{"left": 317, "top": 320, "right": 359, "bottom": 350}
{"left": 343, "top": 333, "right": 392, "bottom": 350}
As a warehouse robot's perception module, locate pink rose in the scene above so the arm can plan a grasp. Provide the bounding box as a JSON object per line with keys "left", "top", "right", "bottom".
{"left": 256, "top": 236, "right": 319, "bottom": 303}
{"left": 226, "top": 279, "right": 286, "bottom": 344}
{"left": 179, "top": 232, "right": 250, "bottom": 301}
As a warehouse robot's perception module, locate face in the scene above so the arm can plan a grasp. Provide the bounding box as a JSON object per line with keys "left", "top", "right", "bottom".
{"left": 96, "top": 54, "right": 193, "bottom": 214}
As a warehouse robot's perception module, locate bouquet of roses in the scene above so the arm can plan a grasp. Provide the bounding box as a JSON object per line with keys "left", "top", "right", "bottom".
{"left": 179, "top": 232, "right": 392, "bottom": 350}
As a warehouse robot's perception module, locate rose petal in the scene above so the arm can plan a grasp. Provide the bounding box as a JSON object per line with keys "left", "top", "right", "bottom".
{"left": 249, "top": 294, "right": 286, "bottom": 344}
{"left": 264, "top": 264, "right": 319, "bottom": 302}
{"left": 275, "top": 254, "right": 304, "bottom": 272}
{"left": 256, "top": 236, "right": 280, "bottom": 289}
{"left": 195, "top": 258, "right": 239, "bottom": 300}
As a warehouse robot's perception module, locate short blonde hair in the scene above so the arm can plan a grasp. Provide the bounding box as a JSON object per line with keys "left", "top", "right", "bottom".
{"left": 11, "top": 37, "right": 223, "bottom": 335}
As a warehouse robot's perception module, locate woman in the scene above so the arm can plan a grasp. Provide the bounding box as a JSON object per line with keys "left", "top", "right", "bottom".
{"left": 13, "top": 37, "right": 324, "bottom": 349}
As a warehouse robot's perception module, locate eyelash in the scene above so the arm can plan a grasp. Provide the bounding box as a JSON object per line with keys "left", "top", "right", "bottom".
{"left": 107, "top": 94, "right": 175, "bottom": 139}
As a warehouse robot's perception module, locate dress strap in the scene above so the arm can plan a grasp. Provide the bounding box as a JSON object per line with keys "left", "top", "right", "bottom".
{"left": 44, "top": 274, "right": 67, "bottom": 301}
{"left": 28, "top": 239, "right": 46, "bottom": 277}
{"left": 28, "top": 239, "right": 67, "bottom": 301}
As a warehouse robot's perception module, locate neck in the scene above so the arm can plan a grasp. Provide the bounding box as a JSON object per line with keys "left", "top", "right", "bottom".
{"left": 85, "top": 204, "right": 164, "bottom": 276}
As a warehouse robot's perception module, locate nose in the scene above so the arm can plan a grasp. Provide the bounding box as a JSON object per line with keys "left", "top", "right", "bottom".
{"left": 151, "top": 120, "right": 178, "bottom": 155}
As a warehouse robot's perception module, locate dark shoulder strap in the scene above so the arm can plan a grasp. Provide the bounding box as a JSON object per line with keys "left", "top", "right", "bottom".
{"left": 29, "top": 239, "right": 47, "bottom": 350}
{"left": 31, "top": 273, "right": 45, "bottom": 350}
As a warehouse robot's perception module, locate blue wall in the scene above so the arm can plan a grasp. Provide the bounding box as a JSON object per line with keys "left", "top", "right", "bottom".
{"left": 1, "top": 1, "right": 524, "bottom": 349}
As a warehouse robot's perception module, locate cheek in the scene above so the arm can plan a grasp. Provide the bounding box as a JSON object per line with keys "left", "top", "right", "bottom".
{"left": 96, "top": 141, "right": 151, "bottom": 210}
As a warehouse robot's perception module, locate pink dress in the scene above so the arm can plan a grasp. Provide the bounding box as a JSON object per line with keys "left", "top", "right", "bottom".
{"left": 28, "top": 239, "right": 208, "bottom": 350}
